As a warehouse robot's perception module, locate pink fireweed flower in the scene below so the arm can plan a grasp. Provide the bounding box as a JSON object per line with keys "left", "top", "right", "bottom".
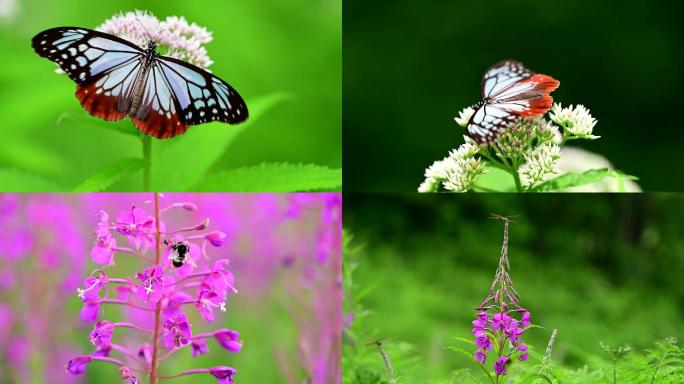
{"left": 66, "top": 355, "right": 92, "bottom": 375}
{"left": 138, "top": 343, "right": 153, "bottom": 365}
{"left": 494, "top": 356, "right": 510, "bottom": 375}
{"left": 119, "top": 366, "right": 138, "bottom": 384}
{"left": 89, "top": 321, "right": 115, "bottom": 347}
{"left": 210, "top": 366, "right": 237, "bottom": 384}
{"left": 195, "top": 284, "right": 227, "bottom": 324}
{"left": 92, "top": 210, "right": 117, "bottom": 265}
{"left": 78, "top": 273, "right": 109, "bottom": 323}
{"left": 204, "top": 230, "right": 227, "bottom": 247}
{"left": 162, "top": 311, "right": 192, "bottom": 350}
{"left": 204, "top": 259, "right": 237, "bottom": 297}
{"left": 214, "top": 329, "right": 242, "bottom": 353}
{"left": 162, "top": 290, "right": 193, "bottom": 319}
{"left": 116, "top": 205, "right": 154, "bottom": 250}
{"left": 68, "top": 194, "right": 242, "bottom": 383}
{"left": 135, "top": 265, "right": 164, "bottom": 303}
{"left": 191, "top": 338, "right": 208, "bottom": 357}
{"left": 469, "top": 216, "right": 534, "bottom": 378}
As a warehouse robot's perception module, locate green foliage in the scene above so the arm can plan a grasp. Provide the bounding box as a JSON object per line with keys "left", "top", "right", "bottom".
{"left": 344, "top": 195, "right": 684, "bottom": 383}
{"left": 71, "top": 158, "right": 143, "bottom": 192}
{"left": 530, "top": 168, "right": 637, "bottom": 192}
{"left": 150, "top": 92, "right": 288, "bottom": 191}
{"left": 0, "top": 168, "right": 66, "bottom": 191}
{"left": 194, "top": 162, "right": 342, "bottom": 192}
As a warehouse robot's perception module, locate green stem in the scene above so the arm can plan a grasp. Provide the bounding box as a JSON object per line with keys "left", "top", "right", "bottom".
{"left": 613, "top": 357, "right": 617, "bottom": 384}
{"left": 650, "top": 354, "right": 664, "bottom": 384}
{"left": 142, "top": 135, "right": 151, "bottom": 191}
{"left": 513, "top": 167, "right": 523, "bottom": 192}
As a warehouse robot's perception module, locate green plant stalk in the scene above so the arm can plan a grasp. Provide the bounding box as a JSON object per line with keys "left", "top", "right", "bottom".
{"left": 142, "top": 135, "right": 151, "bottom": 191}
{"left": 512, "top": 168, "right": 523, "bottom": 192}
{"left": 375, "top": 342, "right": 396, "bottom": 384}
{"left": 649, "top": 355, "right": 663, "bottom": 384}
{"left": 479, "top": 149, "right": 524, "bottom": 192}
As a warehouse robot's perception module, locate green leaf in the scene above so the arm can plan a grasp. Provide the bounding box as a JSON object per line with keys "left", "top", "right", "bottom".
{"left": 0, "top": 168, "right": 66, "bottom": 191}
{"left": 530, "top": 168, "right": 638, "bottom": 192}
{"left": 528, "top": 373, "right": 554, "bottom": 384}
{"left": 56, "top": 110, "right": 141, "bottom": 137}
{"left": 151, "top": 92, "right": 289, "bottom": 191}
{"left": 71, "top": 158, "right": 144, "bottom": 192}
{"left": 475, "top": 166, "right": 516, "bottom": 192}
{"left": 192, "top": 162, "right": 342, "bottom": 192}
{"left": 0, "top": 136, "right": 69, "bottom": 175}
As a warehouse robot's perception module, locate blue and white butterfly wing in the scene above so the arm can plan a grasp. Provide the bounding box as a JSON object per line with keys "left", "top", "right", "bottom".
{"left": 480, "top": 60, "right": 533, "bottom": 99}
{"left": 32, "top": 27, "right": 143, "bottom": 84}
{"left": 32, "top": 27, "right": 145, "bottom": 120}
{"left": 130, "top": 62, "right": 189, "bottom": 138}
{"left": 157, "top": 55, "right": 248, "bottom": 126}
{"left": 466, "top": 103, "right": 520, "bottom": 145}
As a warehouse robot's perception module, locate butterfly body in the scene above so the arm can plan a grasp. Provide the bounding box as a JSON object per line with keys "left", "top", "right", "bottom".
{"left": 32, "top": 27, "right": 248, "bottom": 139}
{"left": 464, "top": 60, "right": 559, "bottom": 145}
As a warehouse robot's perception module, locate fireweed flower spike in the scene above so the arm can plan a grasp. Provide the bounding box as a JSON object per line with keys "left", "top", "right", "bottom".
{"left": 68, "top": 194, "right": 241, "bottom": 384}
{"left": 470, "top": 216, "right": 534, "bottom": 382}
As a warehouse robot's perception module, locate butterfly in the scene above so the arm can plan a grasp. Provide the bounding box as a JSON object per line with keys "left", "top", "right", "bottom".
{"left": 463, "top": 60, "right": 559, "bottom": 145}
{"left": 32, "top": 27, "right": 248, "bottom": 139}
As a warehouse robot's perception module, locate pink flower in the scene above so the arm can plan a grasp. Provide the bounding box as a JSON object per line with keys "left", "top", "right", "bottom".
{"left": 162, "top": 290, "right": 193, "bottom": 319}
{"left": 204, "top": 230, "right": 227, "bottom": 247}
{"left": 195, "top": 285, "right": 226, "bottom": 324}
{"left": 138, "top": 343, "right": 153, "bottom": 365}
{"left": 521, "top": 311, "right": 532, "bottom": 328}
{"left": 89, "top": 321, "right": 115, "bottom": 347}
{"left": 162, "top": 312, "right": 192, "bottom": 350}
{"left": 213, "top": 329, "right": 242, "bottom": 353}
{"left": 116, "top": 205, "right": 154, "bottom": 250}
{"left": 209, "top": 366, "right": 237, "bottom": 384}
{"left": 135, "top": 265, "right": 164, "bottom": 303}
{"left": 119, "top": 366, "right": 138, "bottom": 384}
{"left": 203, "top": 259, "right": 236, "bottom": 298}
{"left": 93, "top": 345, "right": 111, "bottom": 357}
{"left": 66, "top": 356, "right": 92, "bottom": 375}
{"left": 92, "top": 210, "right": 117, "bottom": 265}
{"left": 191, "top": 338, "right": 208, "bottom": 357}
{"left": 78, "top": 275, "right": 108, "bottom": 323}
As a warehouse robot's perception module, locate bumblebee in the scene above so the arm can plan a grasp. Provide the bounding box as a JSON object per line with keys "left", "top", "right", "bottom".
{"left": 164, "top": 239, "right": 192, "bottom": 268}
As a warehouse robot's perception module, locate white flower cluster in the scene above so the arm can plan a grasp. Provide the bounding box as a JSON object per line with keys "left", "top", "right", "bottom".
{"left": 418, "top": 136, "right": 485, "bottom": 192}
{"left": 549, "top": 103, "right": 599, "bottom": 139}
{"left": 96, "top": 10, "right": 214, "bottom": 69}
{"left": 454, "top": 106, "right": 475, "bottom": 127}
{"left": 518, "top": 144, "right": 561, "bottom": 189}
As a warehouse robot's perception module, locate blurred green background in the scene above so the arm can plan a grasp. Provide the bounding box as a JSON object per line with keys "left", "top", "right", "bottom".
{"left": 343, "top": 0, "right": 684, "bottom": 192}
{"left": 0, "top": 0, "right": 340, "bottom": 191}
{"left": 344, "top": 193, "right": 684, "bottom": 381}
